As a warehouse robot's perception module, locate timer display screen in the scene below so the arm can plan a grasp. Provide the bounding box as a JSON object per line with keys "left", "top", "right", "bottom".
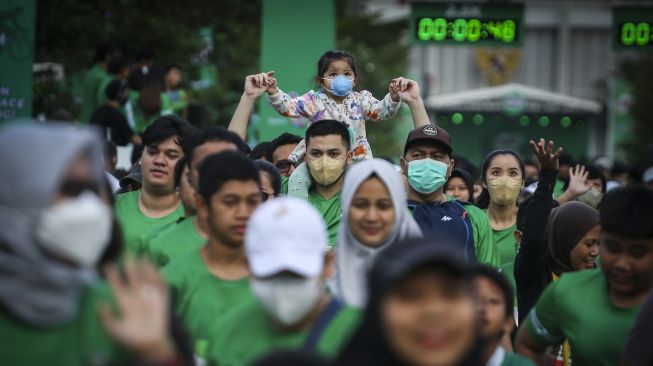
{"left": 613, "top": 7, "right": 653, "bottom": 50}
{"left": 411, "top": 3, "right": 524, "bottom": 46}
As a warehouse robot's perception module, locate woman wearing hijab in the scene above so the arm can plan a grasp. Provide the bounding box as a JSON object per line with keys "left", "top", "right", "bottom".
{"left": 514, "top": 139, "right": 599, "bottom": 366}
{"left": 331, "top": 159, "right": 422, "bottom": 308}
{"left": 336, "top": 237, "right": 483, "bottom": 366}
{"left": 0, "top": 123, "right": 190, "bottom": 365}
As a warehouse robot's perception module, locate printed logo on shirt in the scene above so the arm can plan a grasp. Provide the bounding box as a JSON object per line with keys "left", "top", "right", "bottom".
{"left": 441, "top": 215, "right": 452, "bottom": 222}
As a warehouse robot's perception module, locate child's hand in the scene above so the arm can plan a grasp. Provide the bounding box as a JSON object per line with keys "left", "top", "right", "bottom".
{"left": 244, "top": 71, "right": 277, "bottom": 98}
{"left": 390, "top": 77, "right": 421, "bottom": 104}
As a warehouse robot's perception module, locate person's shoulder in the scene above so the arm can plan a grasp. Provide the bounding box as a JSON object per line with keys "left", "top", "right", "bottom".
{"left": 557, "top": 268, "right": 602, "bottom": 287}
{"left": 114, "top": 190, "right": 138, "bottom": 205}
{"left": 161, "top": 248, "right": 202, "bottom": 282}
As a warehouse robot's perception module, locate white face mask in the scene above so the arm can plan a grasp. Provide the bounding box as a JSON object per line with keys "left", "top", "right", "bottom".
{"left": 37, "top": 191, "right": 112, "bottom": 267}
{"left": 251, "top": 276, "right": 323, "bottom": 326}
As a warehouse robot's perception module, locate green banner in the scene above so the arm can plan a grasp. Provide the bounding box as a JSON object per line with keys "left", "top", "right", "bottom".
{"left": 255, "top": 0, "right": 335, "bottom": 142}
{"left": 0, "top": 0, "right": 35, "bottom": 122}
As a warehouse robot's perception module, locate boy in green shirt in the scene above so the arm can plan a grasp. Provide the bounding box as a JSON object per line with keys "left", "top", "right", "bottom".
{"left": 516, "top": 186, "right": 653, "bottom": 366}
{"left": 164, "top": 151, "right": 263, "bottom": 361}
{"left": 475, "top": 265, "right": 534, "bottom": 366}
{"left": 140, "top": 157, "right": 206, "bottom": 266}
{"left": 114, "top": 115, "right": 192, "bottom": 254}
{"left": 208, "top": 197, "right": 361, "bottom": 366}
{"left": 303, "top": 120, "right": 354, "bottom": 249}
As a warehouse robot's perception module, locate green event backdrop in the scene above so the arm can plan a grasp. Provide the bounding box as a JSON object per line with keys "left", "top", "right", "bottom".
{"left": 0, "top": 0, "right": 35, "bottom": 123}
{"left": 255, "top": 0, "right": 335, "bottom": 142}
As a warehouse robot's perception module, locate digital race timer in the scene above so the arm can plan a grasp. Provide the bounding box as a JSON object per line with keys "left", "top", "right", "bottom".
{"left": 410, "top": 3, "right": 524, "bottom": 46}
{"left": 613, "top": 7, "right": 653, "bottom": 50}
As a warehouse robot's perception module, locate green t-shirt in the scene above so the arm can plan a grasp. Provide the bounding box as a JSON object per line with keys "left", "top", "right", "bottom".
{"left": 114, "top": 191, "right": 185, "bottom": 255}
{"left": 553, "top": 178, "right": 566, "bottom": 198}
{"left": 0, "top": 282, "right": 126, "bottom": 365}
{"left": 502, "top": 351, "right": 536, "bottom": 366}
{"left": 525, "top": 269, "right": 641, "bottom": 366}
{"left": 492, "top": 223, "right": 518, "bottom": 267}
{"left": 140, "top": 216, "right": 205, "bottom": 268}
{"left": 163, "top": 248, "right": 253, "bottom": 359}
{"left": 308, "top": 190, "right": 342, "bottom": 250}
{"left": 81, "top": 64, "right": 112, "bottom": 123}
{"left": 207, "top": 299, "right": 361, "bottom": 366}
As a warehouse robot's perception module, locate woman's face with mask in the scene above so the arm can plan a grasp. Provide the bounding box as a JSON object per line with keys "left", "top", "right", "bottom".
{"left": 381, "top": 267, "right": 477, "bottom": 366}
{"left": 485, "top": 154, "right": 524, "bottom": 206}
{"left": 349, "top": 176, "right": 396, "bottom": 247}
{"left": 38, "top": 152, "right": 112, "bottom": 267}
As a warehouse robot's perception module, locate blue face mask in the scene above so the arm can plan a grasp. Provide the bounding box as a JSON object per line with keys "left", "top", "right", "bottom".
{"left": 406, "top": 158, "right": 449, "bottom": 195}
{"left": 324, "top": 75, "right": 353, "bottom": 97}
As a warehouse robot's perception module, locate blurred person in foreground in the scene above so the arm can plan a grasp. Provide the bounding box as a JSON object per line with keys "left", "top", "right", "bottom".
{"left": 335, "top": 237, "right": 483, "bottom": 366}
{"left": 0, "top": 123, "right": 191, "bottom": 365}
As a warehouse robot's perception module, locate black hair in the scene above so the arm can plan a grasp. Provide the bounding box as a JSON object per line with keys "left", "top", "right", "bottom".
{"left": 198, "top": 151, "right": 260, "bottom": 203}
{"left": 445, "top": 168, "right": 475, "bottom": 204}
{"left": 474, "top": 264, "right": 514, "bottom": 318}
{"left": 165, "top": 64, "right": 181, "bottom": 74}
{"left": 305, "top": 120, "right": 351, "bottom": 151}
{"left": 562, "top": 164, "right": 607, "bottom": 193}
{"left": 254, "top": 160, "right": 282, "bottom": 196}
{"left": 174, "top": 155, "right": 188, "bottom": 189}
{"left": 141, "top": 115, "right": 192, "bottom": 148}
{"left": 270, "top": 132, "right": 303, "bottom": 161}
{"left": 476, "top": 150, "right": 525, "bottom": 209}
{"left": 611, "top": 161, "right": 631, "bottom": 177}
{"left": 92, "top": 42, "right": 114, "bottom": 63}
{"left": 315, "top": 50, "right": 359, "bottom": 87}
{"left": 558, "top": 152, "right": 575, "bottom": 167}
{"left": 108, "top": 55, "right": 129, "bottom": 75}
{"left": 250, "top": 141, "right": 272, "bottom": 161}
{"left": 600, "top": 186, "right": 653, "bottom": 239}
{"left": 105, "top": 79, "right": 127, "bottom": 101}
{"left": 183, "top": 126, "right": 249, "bottom": 168}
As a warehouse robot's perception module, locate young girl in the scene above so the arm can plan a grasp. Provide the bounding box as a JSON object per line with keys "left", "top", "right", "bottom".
{"left": 265, "top": 50, "right": 408, "bottom": 163}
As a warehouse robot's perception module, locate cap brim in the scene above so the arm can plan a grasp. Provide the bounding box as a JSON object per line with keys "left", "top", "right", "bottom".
{"left": 386, "top": 246, "right": 470, "bottom": 284}
{"left": 249, "top": 242, "right": 323, "bottom": 278}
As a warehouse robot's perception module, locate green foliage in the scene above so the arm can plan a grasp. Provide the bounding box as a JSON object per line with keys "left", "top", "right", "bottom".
{"left": 35, "top": 0, "right": 262, "bottom": 126}
{"left": 619, "top": 55, "right": 653, "bottom": 165}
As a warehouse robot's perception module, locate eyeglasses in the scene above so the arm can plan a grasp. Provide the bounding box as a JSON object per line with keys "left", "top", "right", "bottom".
{"left": 274, "top": 159, "right": 297, "bottom": 174}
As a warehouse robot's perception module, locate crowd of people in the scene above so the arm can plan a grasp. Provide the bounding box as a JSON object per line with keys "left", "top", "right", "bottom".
{"left": 2, "top": 49, "right": 653, "bottom": 366}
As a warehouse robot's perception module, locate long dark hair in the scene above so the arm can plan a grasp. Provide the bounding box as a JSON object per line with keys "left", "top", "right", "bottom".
{"left": 476, "top": 150, "right": 525, "bottom": 209}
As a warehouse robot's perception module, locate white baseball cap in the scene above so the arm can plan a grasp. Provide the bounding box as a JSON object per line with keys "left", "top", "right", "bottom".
{"left": 245, "top": 197, "right": 327, "bottom": 278}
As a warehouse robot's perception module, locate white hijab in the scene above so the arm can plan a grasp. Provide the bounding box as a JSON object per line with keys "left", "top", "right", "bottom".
{"left": 331, "top": 159, "right": 422, "bottom": 307}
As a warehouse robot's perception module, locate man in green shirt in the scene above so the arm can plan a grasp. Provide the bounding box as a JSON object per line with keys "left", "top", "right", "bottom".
{"left": 80, "top": 43, "right": 113, "bottom": 123}
{"left": 140, "top": 126, "right": 248, "bottom": 266}
{"left": 208, "top": 197, "right": 361, "bottom": 366}
{"left": 114, "top": 115, "right": 191, "bottom": 254}
{"left": 475, "top": 265, "right": 534, "bottom": 366}
{"left": 304, "top": 120, "right": 353, "bottom": 249}
{"left": 402, "top": 124, "right": 500, "bottom": 267}
{"left": 164, "top": 151, "right": 263, "bottom": 361}
{"left": 516, "top": 186, "right": 653, "bottom": 366}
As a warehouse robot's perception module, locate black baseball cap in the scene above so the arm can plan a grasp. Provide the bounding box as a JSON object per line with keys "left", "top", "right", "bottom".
{"left": 404, "top": 124, "right": 453, "bottom": 155}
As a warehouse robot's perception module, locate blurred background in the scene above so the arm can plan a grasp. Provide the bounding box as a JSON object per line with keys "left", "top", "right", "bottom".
{"left": 1, "top": 0, "right": 652, "bottom": 171}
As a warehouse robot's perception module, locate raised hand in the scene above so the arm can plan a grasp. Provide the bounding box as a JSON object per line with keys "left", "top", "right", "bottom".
{"left": 244, "top": 71, "right": 276, "bottom": 98}
{"left": 529, "top": 138, "right": 563, "bottom": 171}
{"left": 98, "top": 258, "right": 176, "bottom": 363}
{"left": 567, "top": 164, "right": 591, "bottom": 196}
{"left": 390, "top": 77, "right": 420, "bottom": 104}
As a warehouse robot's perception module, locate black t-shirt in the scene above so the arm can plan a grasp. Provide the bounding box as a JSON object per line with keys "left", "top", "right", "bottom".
{"left": 90, "top": 104, "right": 135, "bottom": 146}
